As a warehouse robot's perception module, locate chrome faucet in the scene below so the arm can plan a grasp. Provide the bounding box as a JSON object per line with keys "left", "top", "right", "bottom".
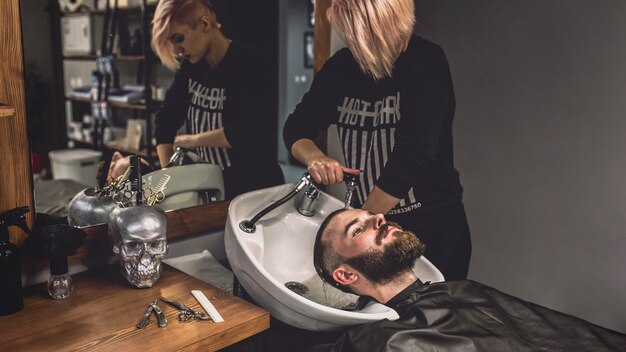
{"left": 343, "top": 173, "right": 358, "bottom": 209}
{"left": 297, "top": 182, "right": 319, "bottom": 217}
{"left": 238, "top": 172, "right": 359, "bottom": 233}
{"left": 165, "top": 147, "right": 205, "bottom": 167}
{"left": 239, "top": 173, "right": 315, "bottom": 233}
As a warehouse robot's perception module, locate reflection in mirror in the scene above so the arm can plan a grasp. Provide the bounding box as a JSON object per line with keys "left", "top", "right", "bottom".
{"left": 20, "top": 0, "right": 310, "bottom": 220}
{"left": 150, "top": 0, "right": 284, "bottom": 199}
{"left": 15, "top": 1, "right": 318, "bottom": 302}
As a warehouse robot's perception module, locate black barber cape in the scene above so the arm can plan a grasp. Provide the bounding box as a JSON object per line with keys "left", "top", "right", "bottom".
{"left": 312, "top": 280, "right": 626, "bottom": 351}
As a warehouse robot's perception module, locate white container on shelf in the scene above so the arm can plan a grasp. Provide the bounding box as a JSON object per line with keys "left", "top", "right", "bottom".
{"left": 49, "top": 149, "right": 103, "bottom": 187}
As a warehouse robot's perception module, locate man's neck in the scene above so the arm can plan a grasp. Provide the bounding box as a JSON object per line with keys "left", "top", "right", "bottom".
{"left": 371, "top": 271, "right": 418, "bottom": 304}
{"left": 204, "top": 32, "right": 231, "bottom": 69}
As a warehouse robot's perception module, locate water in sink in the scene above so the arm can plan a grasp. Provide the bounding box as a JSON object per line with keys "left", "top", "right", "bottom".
{"left": 286, "top": 274, "right": 359, "bottom": 311}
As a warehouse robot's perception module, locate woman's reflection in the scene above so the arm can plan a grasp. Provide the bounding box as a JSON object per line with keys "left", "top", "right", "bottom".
{"left": 151, "top": 0, "right": 283, "bottom": 199}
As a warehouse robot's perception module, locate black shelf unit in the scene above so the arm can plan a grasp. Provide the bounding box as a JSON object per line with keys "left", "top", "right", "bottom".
{"left": 50, "top": 1, "right": 159, "bottom": 166}
{"left": 65, "top": 95, "right": 161, "bottom": 111}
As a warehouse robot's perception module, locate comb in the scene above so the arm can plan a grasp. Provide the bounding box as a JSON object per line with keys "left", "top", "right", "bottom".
{"left": 95, "top": 161, "right": 105, "bottom": 192}
{"left": 135, "top": 156, "right": 143, "bottom": 206}
{"left": 154, "top": 175, "right": 170, "bottom": 193}
{"left": 96, "top": 151, "right": 113, "bottom": 192}
{"left": 131, "top": 156, "right": 143, "bottom": 206}
{"left": 128, "top": 156, "right": 140, "bottom": 205}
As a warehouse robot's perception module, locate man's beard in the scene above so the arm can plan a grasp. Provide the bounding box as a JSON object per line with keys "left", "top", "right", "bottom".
{"left": 345, "top": 222, "right": 424, "bottom": 286}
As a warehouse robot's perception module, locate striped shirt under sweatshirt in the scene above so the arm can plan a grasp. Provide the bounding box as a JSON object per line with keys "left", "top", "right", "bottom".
{"left": 284, "top": 35, "right": 463, "bottom": 215}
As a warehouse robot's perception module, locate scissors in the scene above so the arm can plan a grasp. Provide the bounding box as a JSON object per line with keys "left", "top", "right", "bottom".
{"left": 112, "top": 189, "right": 133, "bottom": 207}
{"left": 111, "top": 168, "right": 131, "bottom": 190}
{"left": 160, "top": 297, "right": 211, "bottom": 322}
{"left": 144, "top": 175, "right": 170, "bottom": 206}
{"left": 144, "top": 187, "right": 165, "bottom": 206}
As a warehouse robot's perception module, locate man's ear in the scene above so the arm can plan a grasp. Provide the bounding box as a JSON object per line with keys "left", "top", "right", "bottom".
{"left": 333, "top": 264, "right": 358, "bottom": 286}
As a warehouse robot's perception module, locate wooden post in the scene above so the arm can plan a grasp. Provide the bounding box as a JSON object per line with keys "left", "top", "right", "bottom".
{"left": 0, "top": 0, "right": 35, "bottom": 245}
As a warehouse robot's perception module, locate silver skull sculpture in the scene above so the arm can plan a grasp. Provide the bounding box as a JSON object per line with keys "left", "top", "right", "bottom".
{"left": 68, "top": 187, "right": 117, "bottom": 227}
{"left": 108, "top": 206, "right": 168, "bottom": 288}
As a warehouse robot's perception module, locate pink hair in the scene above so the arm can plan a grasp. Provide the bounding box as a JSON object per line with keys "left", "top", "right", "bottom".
{"left": 327, "top": 0, "right": 415, "bottom": 80}
{"left": 151, "top": 0, "right": 216, "bottom": 70}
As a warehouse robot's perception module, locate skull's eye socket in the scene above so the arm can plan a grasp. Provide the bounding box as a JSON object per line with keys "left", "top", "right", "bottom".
{"left": 121, "top": 242, "right": 143, "bottom": 256}
{"left": 148, "top": 240, "right": 167, "bottom": 254}
{"left": 120, "top": 240, "right": 167, "bottom": 256}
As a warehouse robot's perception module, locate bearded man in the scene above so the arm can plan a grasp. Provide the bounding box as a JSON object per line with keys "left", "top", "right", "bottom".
{"left": 312, "top": 208, "right": 625, "bottom": 351}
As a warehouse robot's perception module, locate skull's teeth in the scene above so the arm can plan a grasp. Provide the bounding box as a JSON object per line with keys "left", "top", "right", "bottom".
{"left": 124, "top": 262, "right": 160, "bottom": 279}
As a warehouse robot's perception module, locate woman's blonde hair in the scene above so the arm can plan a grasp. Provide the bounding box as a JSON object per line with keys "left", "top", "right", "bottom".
{"left": 327, "top": 0, "right": 415, "bottom": 80}
{"left": 151, "top": 0, "right": 216, "bottom": 70}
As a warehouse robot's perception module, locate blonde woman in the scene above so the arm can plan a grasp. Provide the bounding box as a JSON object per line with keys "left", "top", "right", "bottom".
{"left": 283, "top": 0, "right": 471, "bottom": 280}
{"left": 151, "top": 0, "right": 283, "bottom": 198}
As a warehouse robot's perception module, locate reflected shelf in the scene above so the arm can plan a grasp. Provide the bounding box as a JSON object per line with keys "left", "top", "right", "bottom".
{"left": 63, "top": 55, "right": 146, "bottom": 61}
{"left": 59, "top": 5, "right": 150, "bottom": 17}
{"left": 69, "top": 137, "right": 149, "bottom": 159}
{"left": 65, "top": 96, "right": 161, "bottom": 110}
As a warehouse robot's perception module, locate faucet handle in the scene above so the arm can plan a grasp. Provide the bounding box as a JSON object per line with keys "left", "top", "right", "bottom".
{"left": 343, "top": 173, "right": 359, "bottom": 209}
{"left": 294, "top": 172, "right": 314, "bottom": 192}
{"left": 344, "top": 173, "right": 358, "bottom": 187}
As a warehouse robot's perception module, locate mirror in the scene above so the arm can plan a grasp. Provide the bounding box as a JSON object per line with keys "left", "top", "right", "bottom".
{"left": 20, "top": 0, "right": 313, "bottom": 224}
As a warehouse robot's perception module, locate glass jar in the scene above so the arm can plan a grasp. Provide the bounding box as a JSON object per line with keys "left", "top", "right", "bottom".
{"left": 48, "top": 254, "right": 73, "bottom": 300}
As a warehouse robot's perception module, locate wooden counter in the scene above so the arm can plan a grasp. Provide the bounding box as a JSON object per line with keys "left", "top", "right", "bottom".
{"left": 0, "top": 265, "right": 269, "bottom": 351}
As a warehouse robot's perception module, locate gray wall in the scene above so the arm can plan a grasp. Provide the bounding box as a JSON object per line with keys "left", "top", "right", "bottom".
{"left": 413, "top": 0, "right": 626, "bottom": 332}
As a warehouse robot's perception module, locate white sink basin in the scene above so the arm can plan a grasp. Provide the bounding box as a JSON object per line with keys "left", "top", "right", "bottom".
{"left": 225, "top": 183, "right": 444, "bottom": 331}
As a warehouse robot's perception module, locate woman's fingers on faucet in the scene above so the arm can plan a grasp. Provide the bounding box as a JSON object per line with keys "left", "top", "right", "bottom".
{"left": 342, "top": 167, "right": 362, "bottom": 177}
{"left": 308, "top": 169, "right": 322, "bottom": 184}
{"left": 308, "top": 158, "right": 344, "bottom": 185}
{"left": 308, "top": 159, "right": 361, "bottom": 185}
{"left": 306, "top": 163, "right": 324, "bottom": 184}
{"left": 324, "top": 163, "right": 338, "bottom": 184}
{"left": 333, "top": 168, "right": 344, "bottom": 184}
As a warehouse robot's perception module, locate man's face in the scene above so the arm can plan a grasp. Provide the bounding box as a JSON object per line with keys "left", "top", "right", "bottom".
{"left": 325, "top": 209, "right": 401, "bottom": 258}
{"left": 325, "top": 209, "right": 423, "bottom": 285}
{"left": 108, "top": 151, "right": 128, "bottom": 180}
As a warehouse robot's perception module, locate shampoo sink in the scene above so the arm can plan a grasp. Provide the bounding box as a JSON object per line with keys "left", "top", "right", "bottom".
{"left": 225, "top": 183, "right": 444, "bottom": 331}
{"left": 143, "top": 164, "right": 225, "bottom": 211}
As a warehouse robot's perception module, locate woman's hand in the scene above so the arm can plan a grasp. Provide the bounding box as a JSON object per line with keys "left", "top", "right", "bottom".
{"left": 173, "top": 134, "right": 199, "bottom": 149}
{"left": 306, "top": 155, "right": 360, "bottom": 185}
{"left": 173, "top": 129, "right": 232, "bottom": 150}
{"left": 291, "top": 138, "right": 360, "bottom": 185}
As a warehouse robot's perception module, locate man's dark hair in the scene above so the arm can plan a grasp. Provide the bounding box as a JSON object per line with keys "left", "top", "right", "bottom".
{"left": 313, "top": 208, "right": 354, "bottom": 293}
